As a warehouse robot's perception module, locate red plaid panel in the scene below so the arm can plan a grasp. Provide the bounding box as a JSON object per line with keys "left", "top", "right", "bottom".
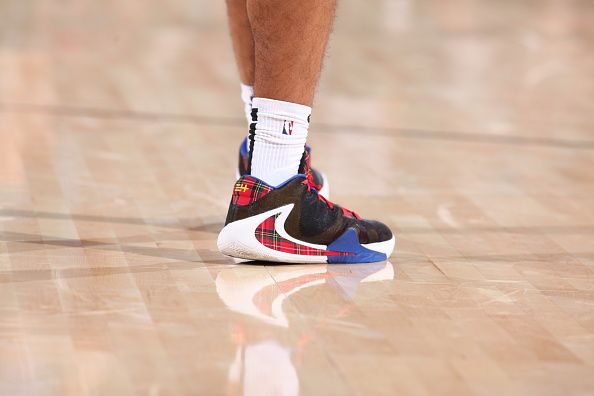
{"left": 232, "top": 176, "right": 273, "bottom": 206}
{"left": 255, "top": 214, "right": 352, "bottom": 257}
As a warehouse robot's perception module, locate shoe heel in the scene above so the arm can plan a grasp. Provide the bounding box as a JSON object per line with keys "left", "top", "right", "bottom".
{"left": 217, "top": 221, "right": 253, "bottom": 259}
{"left": 217, "top": 205, "right": 328, "bottom": 263}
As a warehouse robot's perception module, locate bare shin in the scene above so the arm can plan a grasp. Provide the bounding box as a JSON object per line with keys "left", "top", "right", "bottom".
{"left": 247, "top": 0, "right": 337, "bottom": 106}
{"left": 226, "top": 0, "right": 256, "bottom": 85}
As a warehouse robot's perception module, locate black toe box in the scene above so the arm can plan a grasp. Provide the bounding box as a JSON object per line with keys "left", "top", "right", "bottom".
{"left": 347, "top": 219, "right": 393, "bottom": 244}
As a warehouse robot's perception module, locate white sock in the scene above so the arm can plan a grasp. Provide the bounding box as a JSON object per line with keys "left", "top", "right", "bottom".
{"left": 240, "top": 83, "right": 254, "bottom": 126}
{"left": 249, "top": 97, "right": 311, "bottom": 186}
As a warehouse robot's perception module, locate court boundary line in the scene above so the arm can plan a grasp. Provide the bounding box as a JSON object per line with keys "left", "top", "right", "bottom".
{"left": 2, "top": 102, "right": 593, "bottom": 150}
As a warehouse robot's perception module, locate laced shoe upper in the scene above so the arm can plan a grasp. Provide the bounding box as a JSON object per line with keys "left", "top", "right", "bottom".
{"left": 225, "top": 174, "right": 392, "bottom": 246}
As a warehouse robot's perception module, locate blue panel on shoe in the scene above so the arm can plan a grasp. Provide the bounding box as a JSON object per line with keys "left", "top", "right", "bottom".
{"left": 240, "top": 137, "right": 249, "bottom": 156}
{"left": 327, "top": 228, "right": 387, "bottom": 264}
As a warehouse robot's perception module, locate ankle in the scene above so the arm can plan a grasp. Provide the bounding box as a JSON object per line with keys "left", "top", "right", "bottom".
{"left": 248, "top": 97, "right": 311, "bottom": 186}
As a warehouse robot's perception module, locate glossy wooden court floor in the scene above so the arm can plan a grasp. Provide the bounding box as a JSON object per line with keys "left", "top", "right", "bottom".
{"left": 1, "top": 0, "right": 594, "bottom": 395}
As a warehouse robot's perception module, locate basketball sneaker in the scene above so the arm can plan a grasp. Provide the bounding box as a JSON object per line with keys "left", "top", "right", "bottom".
{"left": 237, "top": 137, "right": 330, "bottom": 198}
{"left": 217, "top": 173, "right": 395, "bottom": 263}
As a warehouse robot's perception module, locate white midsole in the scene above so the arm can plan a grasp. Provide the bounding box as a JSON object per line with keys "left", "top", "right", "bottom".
{"left": 362, "top": 236, "right": 395, "bottom": 257}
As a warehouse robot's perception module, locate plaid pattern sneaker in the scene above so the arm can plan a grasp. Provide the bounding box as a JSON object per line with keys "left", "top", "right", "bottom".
{"left": 218, "top": 174, "right": 395, "bottom": 264}
{"left": 237, "top": 137, "right": 330, "bottom": 198}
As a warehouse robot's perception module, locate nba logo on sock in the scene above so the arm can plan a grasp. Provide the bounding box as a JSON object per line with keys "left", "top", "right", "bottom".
{"left": 282, "top": 120, "right": 294, "bottom": 135}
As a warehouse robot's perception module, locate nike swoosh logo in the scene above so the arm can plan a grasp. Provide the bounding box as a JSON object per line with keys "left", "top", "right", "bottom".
{"left": 254, "top": 208, "right": 350, "bottom": 257}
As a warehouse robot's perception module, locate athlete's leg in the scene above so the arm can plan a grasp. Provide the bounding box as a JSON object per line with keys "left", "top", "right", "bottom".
{"left": 226, "top": 0, "right": 256, "bottom": 127}
{"left": 226, "top": 0, "right": 255, "bottom": 86}
{"left": 246, "top": 0, "right": 336, "bottom": 185}
{"left": 248, "top": 0, "right": 336, "bottom": 106}
{"left": 226, "top": 0, "right": 329, "bottom": 194}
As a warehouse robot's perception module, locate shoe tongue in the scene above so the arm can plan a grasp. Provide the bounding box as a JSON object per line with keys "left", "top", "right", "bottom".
{"left": 297, "top": 150, "right": 308, "bottom": 174}
{"left": 298, "top": 148, "right": 312, "bottom": 179}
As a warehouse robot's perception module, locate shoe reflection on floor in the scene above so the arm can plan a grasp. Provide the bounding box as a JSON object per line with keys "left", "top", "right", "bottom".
{"left": 216, "top": 262, "right": 394, "bottom": 396}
